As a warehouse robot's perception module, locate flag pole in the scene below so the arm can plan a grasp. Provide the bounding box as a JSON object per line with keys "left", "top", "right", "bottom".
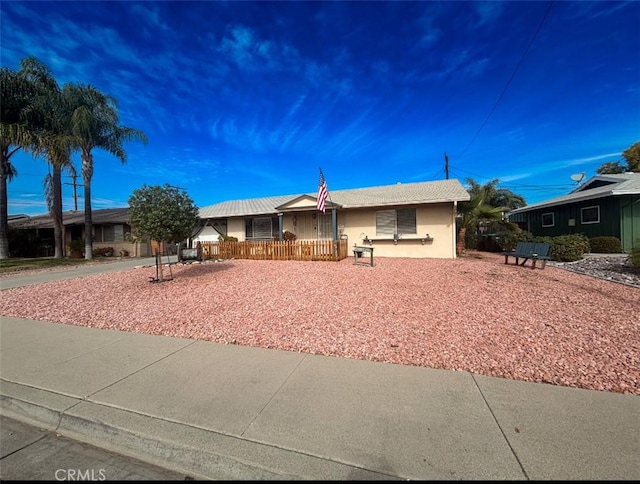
{"left": 319, "top": 167, "right": 335, "bottom": 208}
{"left": 318, "top": 167, "right": 338, "bottom": 242}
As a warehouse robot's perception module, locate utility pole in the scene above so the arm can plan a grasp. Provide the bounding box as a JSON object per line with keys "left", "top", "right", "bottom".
{"left": 444, "top": 152, "right": 449, "bottom": 179}
{"left": 63, "top": 173, "right": 80, "bottom": 211}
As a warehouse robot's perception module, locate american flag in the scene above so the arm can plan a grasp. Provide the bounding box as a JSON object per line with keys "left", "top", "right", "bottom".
{"left": 317, "top": 169, "right": 328, "bottom": 213}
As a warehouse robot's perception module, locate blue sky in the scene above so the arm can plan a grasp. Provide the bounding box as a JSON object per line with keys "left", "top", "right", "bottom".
{"left": 2, "top": 0, "right": 639, "bottom": 216}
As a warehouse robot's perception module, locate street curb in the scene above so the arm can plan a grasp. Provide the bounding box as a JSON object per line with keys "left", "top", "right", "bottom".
{"left": 0, "top": 381, "right": 402, "bottom": 481}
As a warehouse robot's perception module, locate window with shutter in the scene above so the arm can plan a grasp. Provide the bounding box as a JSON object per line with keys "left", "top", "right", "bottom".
{"left": 376, "top": 210, "right": 395, "bottom": 235}
{"left": 113, "top": 224, "right": 124, "bottom": 241}
{"left": 246, "top": 217, "right": 278, "bottom": 239}
{"left": 397, "top": 208, "right": 416, "bottom": 234}
{"left": 375, "top": 208, "right": 416, "bottom": 236}
{"left": 103, "top": 225, "right": 115, "bottom": 242}
{"left": 253, "top": 217, "right": 273, "bottom": 239}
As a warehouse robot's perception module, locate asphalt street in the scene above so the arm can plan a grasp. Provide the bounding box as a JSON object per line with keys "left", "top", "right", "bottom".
{"left": 0, "top": 414, "right": 199, "bottom": 481}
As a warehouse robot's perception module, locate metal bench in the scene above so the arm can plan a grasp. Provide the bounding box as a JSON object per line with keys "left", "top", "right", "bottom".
{"left": 353, "top": 245, "right": 374, "bottom": 267}
{"left": 503, "top": 242, "right": 552, "bottom": 269}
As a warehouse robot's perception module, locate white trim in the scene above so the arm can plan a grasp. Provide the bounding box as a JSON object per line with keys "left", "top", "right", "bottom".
{"left": 580, "top": 205, "right": 600, "bottom": 225}
{"left": 541, "top": 212, "right": 555, "bottom": 227}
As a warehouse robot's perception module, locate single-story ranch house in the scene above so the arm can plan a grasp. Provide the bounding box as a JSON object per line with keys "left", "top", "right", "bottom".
{"left": 193, "top": 179, "right": 470, "bottom": 259}
{"left": 8, "top": 178, "right": 470, "bottom": 260}
{"left": 8, "top": 208, "right": 153, "bottom": 258}
{"left": 507, "top": 173, "right": 640, "bottom": 253}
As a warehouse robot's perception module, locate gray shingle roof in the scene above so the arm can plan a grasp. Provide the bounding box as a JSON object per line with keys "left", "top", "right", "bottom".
{"left": 509, "top": 173, "right": 640, "bottom": 214}
{"left": 9, "top": 208, "right": 130, "bottom": 229}
{"left": 198, "top": 179, "right": 470, "bottom": 219}
{"left": 198, "top": 196, "right": 298, "bottom": 219}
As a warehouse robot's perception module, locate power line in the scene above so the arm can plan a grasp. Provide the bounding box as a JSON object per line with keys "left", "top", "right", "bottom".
{"left": 448, "top": 165, "right": 574, "bottom": 193}
{"left": 455, "top": 1, "right": 555, "bottom": 163}
{"left": 426, "top": 165, "right": 445, "bottom": 181}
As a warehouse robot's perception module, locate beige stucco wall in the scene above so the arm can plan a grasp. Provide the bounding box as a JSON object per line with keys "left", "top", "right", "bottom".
{"left": 341, "top": 203, "right": 457, "bottom": 258}
{"left": 227, "top": 218, "right": 246, "bottom": 240}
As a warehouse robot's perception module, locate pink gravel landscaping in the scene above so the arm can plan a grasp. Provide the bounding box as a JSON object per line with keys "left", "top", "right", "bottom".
{"left": 1, "top": 252, "right": 638, "bottom": 395}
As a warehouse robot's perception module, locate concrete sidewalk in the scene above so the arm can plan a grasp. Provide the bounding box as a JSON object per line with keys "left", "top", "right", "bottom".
{"left": 0, "top": 257, "right": 157, "bottom": 290}
{"left": 1, "top": 258, "right": 638, "bottom": 480}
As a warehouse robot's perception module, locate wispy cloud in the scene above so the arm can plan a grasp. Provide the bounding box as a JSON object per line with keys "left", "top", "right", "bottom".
{"left": 130, "top": 2, "right": 170, "bottom": 37}
{"left": 569, "top": 0, "right": 635, "bottom": 20}
{"left": 563, "top": 153, "right": 621, "bottom": 167}
{"left": 497, "top": 152, "right": 622, "bottom": 184}
{"left": 472, "top": 1, "right": 506, "bottom": 27}
{"left": 498, "top": 173, "right": 532, "bottom": 183}
{"left": 217, "top": 24, "right": 285, "bottom": 72}
{"left": 7, "top": 197, "right": 48, "bottom": 214}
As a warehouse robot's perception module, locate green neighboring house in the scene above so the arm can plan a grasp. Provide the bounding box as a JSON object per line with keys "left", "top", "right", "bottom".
{"left": 507, "top": 173, "right": 640, "bottom": 253}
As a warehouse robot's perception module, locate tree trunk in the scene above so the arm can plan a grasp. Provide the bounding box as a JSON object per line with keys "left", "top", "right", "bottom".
{"left": 156, "top": 246, "right": 164, "bottom": 282}
{"left": 83, "top": 175, "right": 93, "bottom": 260}
{"left": 82, "top": 151, "right": 93, "bottom": 260}
{"left": 52, "top": 164, "right": 64, "bottom": 259}
{"left": 0, "top": 163, "right": 8, "bottom": 260}
{"left": 456, "top": 227, "right": 466, "bottom": 257}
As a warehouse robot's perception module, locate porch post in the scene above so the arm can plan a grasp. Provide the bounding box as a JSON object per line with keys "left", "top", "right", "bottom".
{"left": 332, "top": 208, "right": 337, "bottom": 241}
{"left": 277, "top": 212, "right": 284, "bottom": 241}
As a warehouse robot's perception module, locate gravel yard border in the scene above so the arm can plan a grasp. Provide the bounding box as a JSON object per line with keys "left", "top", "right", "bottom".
{"left": 1, "top": 251, "right": 638, "bottom": 395}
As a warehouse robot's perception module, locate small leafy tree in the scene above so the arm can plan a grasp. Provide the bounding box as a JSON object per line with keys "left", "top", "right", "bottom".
{"left": 128, "top": 184, "right": 199, "bottom": 281}
{"left": 596, "top": 161, "right": 626, "bottom": 175}
{"left": 596, "top": 141, "right": 640, "bottom": 174}
{"left": 622, "top": 141, "right": 640, "bottom": 172}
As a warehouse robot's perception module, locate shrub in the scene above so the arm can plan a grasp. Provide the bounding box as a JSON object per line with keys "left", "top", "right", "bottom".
{"left": 496, "top": 228, "right": 534, "bottom": 252}
{"left": 283, "top": 230, "right": 297, "bottom": 241}
{"left": 8, "top": 228, "right": 40, "bottom": 258}
{"left": 92, "top": 247, "right": 114, "bottom": 257}
{"left": 68, "top": 239, "right": 84, "bottom": 252}
{"left": 547, "top": 234, "right": 589, "bottom": 262}
{"left": 589, "top": 236, "right": 622, "bottom": 254}
{"left": 464, "top": 229, "right": 478, "bottom": 250}
{"left": 631, "top": 240, "right": 640, "bottom": 272}
{"left": 218, "top": 234, "right": 238, "bottom": 242}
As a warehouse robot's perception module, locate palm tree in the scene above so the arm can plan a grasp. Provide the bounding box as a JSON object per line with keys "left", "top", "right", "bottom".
{"left": 23, "top": 58, "right": 77, "bottom": 259}
{"left": 456, "top": 178, "right": 508, "bottom": 256}
{"left": 41, "top": 142, "right": 75, "bottom": 258}
{"left": 64, "top": 83, "right": 147, "bottom": 259}
{"left": 465, "top": 178, "right": 526, "bottom": 210}
{"left": 0, "top": 56, "right": 58, "bottom": 259}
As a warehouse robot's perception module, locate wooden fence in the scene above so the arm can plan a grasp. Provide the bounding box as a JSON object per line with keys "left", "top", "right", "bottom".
{"left": 198, "top": 239, "right": 349, "bottom": 262}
